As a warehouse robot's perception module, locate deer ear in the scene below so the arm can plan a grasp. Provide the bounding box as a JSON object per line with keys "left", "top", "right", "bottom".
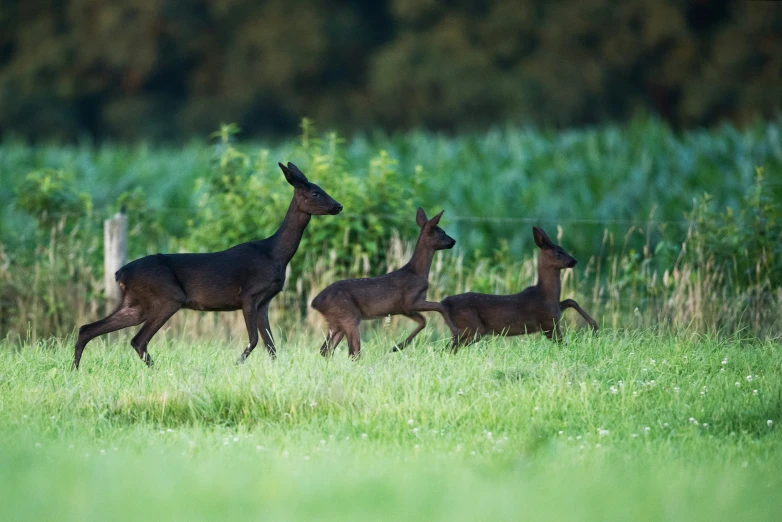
{"left": 416, "top": 207, "right": 428, "bottom": 228}
{"left": 279, "top": 162, "right": 308, "bottom": 188}
{"left": 428, "top": 209, "right": 445, "bottom": 228}
{"left": 533, "top": 226, "right": 553, "bottom": 249}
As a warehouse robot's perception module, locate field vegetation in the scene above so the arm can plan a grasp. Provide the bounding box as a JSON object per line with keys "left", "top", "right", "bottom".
{"left": 1, "top": 118, "right": 780, "bottom": 339}
{"left": 1, "top": 330, "right": 781, "bottom": 521}
{"left": 0, "top": 119, "right": 780, "bottom": 520}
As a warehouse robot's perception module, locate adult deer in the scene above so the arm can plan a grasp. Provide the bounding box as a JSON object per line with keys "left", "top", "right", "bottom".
{"left": 441, "top": 226, "right": 598, "bottom": 350}
{"left": 73, "top": 162, "right": 342, "bottom": 369}
{"left": 312, "top": 207, "right": 456, "bottom": 358}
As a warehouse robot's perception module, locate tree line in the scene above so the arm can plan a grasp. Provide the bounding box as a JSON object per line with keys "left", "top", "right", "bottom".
{"left": 1, "top": 0, "right": 780, "bottom": 141}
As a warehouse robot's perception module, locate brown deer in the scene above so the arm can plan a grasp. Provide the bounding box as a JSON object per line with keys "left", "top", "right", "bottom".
{"left": 441, "top": 226, "right": 597, "bottom": 350}
{"left": 311, "top": 207, "right": 456, "bottom": 358}
{"left": 73, "top": 162, "right": 342, "bottom": 369}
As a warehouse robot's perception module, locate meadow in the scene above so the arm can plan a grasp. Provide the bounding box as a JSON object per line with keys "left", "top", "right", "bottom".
{"left": 1, "top": 118, "right": 781, "bottom": 520}
{"left": 1, "top": 328, "right": 780, "bottom": 521}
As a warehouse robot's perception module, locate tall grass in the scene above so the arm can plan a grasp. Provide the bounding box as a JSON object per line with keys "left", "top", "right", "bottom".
{"left": 2, "top": 222, "right": 779, "bottom": 345}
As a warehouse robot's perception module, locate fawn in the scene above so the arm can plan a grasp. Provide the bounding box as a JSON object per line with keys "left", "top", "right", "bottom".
{"left": 311, "top": 207, "right": 456, "bottom": 358}
{"left": 73, "top": 162, "right": 342, "bottom": 369}
{"left": 440, "top": 226, "right": 597, "bottom": 350}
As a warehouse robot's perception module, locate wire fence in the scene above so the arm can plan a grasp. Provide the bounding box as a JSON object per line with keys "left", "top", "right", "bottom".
{"left": 11, "top": 207, "right": 695, "bottom": 228}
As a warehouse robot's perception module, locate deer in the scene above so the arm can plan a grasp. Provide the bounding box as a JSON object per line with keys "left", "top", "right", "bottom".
{"left": 440, "top": 226, "right": 598, "bottom": 351}
{"left": 72, "top": 162, "right": 342, "bottom": 370}
{"left": 311, "top": 207, "right": 457, "bottom": 359}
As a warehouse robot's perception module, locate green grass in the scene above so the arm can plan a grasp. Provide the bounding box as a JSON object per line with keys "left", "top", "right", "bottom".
{"left": 1, "top": 327, "right": 780, "bottom": 520}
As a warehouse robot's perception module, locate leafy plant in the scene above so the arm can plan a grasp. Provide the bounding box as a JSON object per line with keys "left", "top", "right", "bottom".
{"left": 687, "top": 168, "right": 781, "bottom": 289}
{"left": 185, "top": 121, "right": 419, "bottom": 278}
{"left": 15, "top": 169, "right": 92, "bottom": 229}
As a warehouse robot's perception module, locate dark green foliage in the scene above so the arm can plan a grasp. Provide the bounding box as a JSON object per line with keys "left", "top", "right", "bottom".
{"left": 0, "top": 1, "right": 781, "bottom": 141}
{"left": 15, "top": 169, "right": 92, "bottom": 229}
{"left": 688, "top": 168, "right": 782, "bottom": 289}
{"left": 186, "top": 120, "right": 419, "bottom": 276}
{"left": 1, "top": 119, "right": 780, "bottom": 338}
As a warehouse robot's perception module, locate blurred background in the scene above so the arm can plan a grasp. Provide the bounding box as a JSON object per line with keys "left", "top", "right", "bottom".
{"left": 1, "top": 0, "right": 781, "bottom": 142}
{"left": 1, "top": 0, "right": 781, "bottom": 340}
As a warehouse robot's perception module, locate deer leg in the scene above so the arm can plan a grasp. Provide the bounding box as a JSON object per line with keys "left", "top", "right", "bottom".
{"left": 392, "top": 313, "right": 426, "bottom": 352}
{"left": 451, "top": 328, "right": 480, "bottom": 354}
{"left": 129, "top": 301, "right": 180, "bottom": 367}
{"left": 73, "top": 303, "right": 143, "bottom": 370}
{"left": 256, "top": 301, "right": 276, "bottom": 358}
{"left": 560, "top": 299, "right": 598, "bottom": 332}
{"left": 342, "top": 320, "right": 362, "bottom": 360}
{"left": 411, "top": 300, "right": 459, "bottom": 336}
{"left": 319, "top": 328, "right": 344, "bottom": 357}
{"left": 237, "top": 300, "right": 261, "bottom": 364}
{"left": 543, "top": 322, "right": 563, "bottom": 343}
{"left": 450, "top": 334, "right": 461, "bottom": 353}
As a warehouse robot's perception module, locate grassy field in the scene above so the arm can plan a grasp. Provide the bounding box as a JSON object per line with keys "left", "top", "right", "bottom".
{"left": 1, "top": 327, "right": 780, "bottom": 521}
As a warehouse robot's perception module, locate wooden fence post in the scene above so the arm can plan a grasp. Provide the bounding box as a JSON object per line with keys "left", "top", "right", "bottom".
{"left": 104, "top": 211, "right": 127, "bottom": 314}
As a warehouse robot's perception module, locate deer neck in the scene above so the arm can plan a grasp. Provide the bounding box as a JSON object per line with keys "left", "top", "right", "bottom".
{"left": 406, "top": 234, "right": 435, "bottom": 277}
{"left": 536, "top": 260, "right": 562, "bottom": 302}
{"left": 270, "top": 199, "right": 311, "bottom": 264}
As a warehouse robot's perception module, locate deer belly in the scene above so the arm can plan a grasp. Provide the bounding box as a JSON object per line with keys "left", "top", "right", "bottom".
{"left": 181, "top": 278, "right": 244, "bottom": 311}
{"left": 184, "top": 290, "right": 243, "bottom": 312}
{"left": 497, "top": 321, "right": 541, "bottom": 336}
{"left": 480, "top": 308, "right": 541, "bottom": 337}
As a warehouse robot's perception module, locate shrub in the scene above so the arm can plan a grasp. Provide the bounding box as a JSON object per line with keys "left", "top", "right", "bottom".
{"left": 687, "top": 167, "right": 781, "bottom": 289}
{"left": 185, "top": 121, "right": 420, "bottom": 277}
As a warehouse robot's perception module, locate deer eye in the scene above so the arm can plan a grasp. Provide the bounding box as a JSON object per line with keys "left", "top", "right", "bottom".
{"left": 556, "top": 252, "right": 562, "bottom": 259}
{"left": 311, "top": 192, "right": 320, "bottom": 198}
